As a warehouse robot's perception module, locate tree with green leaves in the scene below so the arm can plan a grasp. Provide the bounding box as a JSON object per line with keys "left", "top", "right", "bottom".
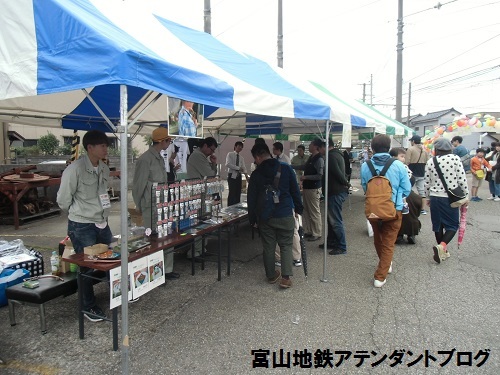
{"left": 38, "top": 133, "right": 60, "bottom": 155}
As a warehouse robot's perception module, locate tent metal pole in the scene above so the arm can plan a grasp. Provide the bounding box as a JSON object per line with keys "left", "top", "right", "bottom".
{"left": 81, "top": 89, "right": 117, "bottom": 132}
{"left": 119, "top": 85, "right": 130, "bottom": 374}
{"left": 321, "top": 121, "right": 330, "bottom": 283}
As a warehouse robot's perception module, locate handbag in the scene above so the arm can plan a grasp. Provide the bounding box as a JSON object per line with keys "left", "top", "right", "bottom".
{"left": 433, "top": 157, "right": 468, "bottom": 208}
{"left": 476, "top": 169, "right": 485, "bottom": 179}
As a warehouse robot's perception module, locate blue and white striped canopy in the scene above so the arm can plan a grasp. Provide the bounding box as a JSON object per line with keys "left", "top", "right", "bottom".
{"left": 0, "top": 0, "right": 410, "bottom": 135}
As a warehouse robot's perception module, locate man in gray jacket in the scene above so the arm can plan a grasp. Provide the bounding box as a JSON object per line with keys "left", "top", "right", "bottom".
{"left": 187, "top": 137, "right": 218, "bottom": 179}
{"left": 132, "top": 127, "right": 179, "bottom": 280}
{"left": 57, "top": 130, "right": 112, "bottom": 322}
{"left": 186, "top": 137, "right": 218, "bottom": 257}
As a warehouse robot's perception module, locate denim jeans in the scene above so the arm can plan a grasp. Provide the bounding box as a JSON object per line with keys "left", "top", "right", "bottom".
{"left": 495, "top": 183, "right": 500, "bottom": 197}
{"left": 489, "top": 179, "right": 496, "bottom": 196}
{"left": 326, "top": 192, "right": 348, "bottom": 251}
{"left": 68, "top": 220, "right": 113, "bottom": 310}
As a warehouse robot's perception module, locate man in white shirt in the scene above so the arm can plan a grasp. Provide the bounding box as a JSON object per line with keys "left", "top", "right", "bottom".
{"left": 225, "top": 141, "right": 249, "bottom": 206}
{"left": 272, "top": 142, "right": 291, "bottom": 164}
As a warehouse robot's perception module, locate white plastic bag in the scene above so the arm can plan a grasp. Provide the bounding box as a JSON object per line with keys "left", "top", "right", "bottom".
{"left": 367, "top": 219, "right": 374, "bottom": 237}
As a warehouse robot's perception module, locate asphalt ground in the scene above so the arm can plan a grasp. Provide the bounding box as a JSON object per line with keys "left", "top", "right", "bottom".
{"left": 0, "top": 177, "right": 499, "bottom": 374}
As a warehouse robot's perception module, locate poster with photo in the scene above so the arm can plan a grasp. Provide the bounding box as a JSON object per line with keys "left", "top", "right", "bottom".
{"left": 148, "top": 250, "right": 165, "bottom": 289}
{"left": 130, "top": 257, "right": 150, "bottom": 298}
{"left": 109, "top": 266, "right": 133, "bottom": 309}
{"left": 167, "top": 97, "right": 204, "bottom": 138}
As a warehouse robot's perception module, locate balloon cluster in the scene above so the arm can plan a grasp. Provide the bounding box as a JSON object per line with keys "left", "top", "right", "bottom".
{"left": 421, "top": 113, "right": 500, "bottom": 151}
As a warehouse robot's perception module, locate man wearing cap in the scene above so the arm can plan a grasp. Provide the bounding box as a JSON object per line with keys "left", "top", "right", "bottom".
{"left": 132, "top": 127, "right": 180, "bottom": 280}
{"left": 405, "top": 135, "right": 430, "bottom": 214}
{"left": 300, "top": 138, "right": 325, "bottom": 241}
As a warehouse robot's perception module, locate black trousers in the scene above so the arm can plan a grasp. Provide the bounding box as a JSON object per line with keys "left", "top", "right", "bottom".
{"left": 227, "top": 175, "right": 242, "bottom": 207}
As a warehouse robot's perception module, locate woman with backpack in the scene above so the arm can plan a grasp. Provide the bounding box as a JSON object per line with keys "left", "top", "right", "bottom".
{"left": 424, "top": 138, "right": 469, "bottom": 264}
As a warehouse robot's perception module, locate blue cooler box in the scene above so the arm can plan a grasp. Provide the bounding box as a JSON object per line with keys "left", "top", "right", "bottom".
{"left": 0, "top": 268, "right": 30, "bottom": 306}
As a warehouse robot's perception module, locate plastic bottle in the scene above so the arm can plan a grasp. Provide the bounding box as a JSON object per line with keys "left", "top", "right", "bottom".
{"left": 50, "top": 250, "right": 60, "bottom": 276}
{"left": 69, "top": 249, "right": 78, "bottom": 273}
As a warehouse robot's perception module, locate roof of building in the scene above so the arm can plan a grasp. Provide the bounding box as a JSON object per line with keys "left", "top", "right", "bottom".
{"left": 402, "top": 114, "right": 422, "bottom": 124}
{"left": 412, "top": 108, "right": 461, "bottom": 124}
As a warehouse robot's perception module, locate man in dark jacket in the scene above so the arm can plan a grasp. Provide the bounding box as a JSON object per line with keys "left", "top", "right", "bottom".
{"left": 320, "top": 140, "right": 350, "bottom": 255}
{"left": 248, "top": 143, "right": 303, "bottom": 289}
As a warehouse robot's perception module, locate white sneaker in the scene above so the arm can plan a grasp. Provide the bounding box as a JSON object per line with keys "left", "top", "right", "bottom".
{"left": 487, "top": 195, "right": 495, "bottom": 200}
{"left": 495, "top": 198, "right": 500, "bottom": 202}
{"left": 433, "top": 244, "right": 446, "bottom": 264}
{"left": 388, "top": 262, "right": 393, "bottom": 274}
{"left": 275, "top": 261, "right": 281, "bottom": 267}
{"left": 374, "top": 279, "right": 386, "bottom": 288}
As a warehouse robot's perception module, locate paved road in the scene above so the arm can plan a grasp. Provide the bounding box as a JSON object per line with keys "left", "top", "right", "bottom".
{"left": 0, "top": 178, "right": 499, "bottom": 374}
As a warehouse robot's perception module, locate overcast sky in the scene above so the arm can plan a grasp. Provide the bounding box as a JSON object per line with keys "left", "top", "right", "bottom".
{"left": 145, "top": 0, "right": 500, "bottom": 119}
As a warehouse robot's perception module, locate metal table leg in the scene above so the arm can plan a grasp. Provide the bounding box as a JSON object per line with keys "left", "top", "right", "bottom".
{"left": 227, "top": 226, "right": 231, "bottom": 276}
{"left": 112, "top": 308, "right": 118, "bottom": 351}
{"left": 217, "top": 227, "right": 222, "bottom": 281}
{"left": 78, "top": 271, "right": 84, "bottom": 340}
{"left": 191, "top": 241, "right": 195, "bottom": 276}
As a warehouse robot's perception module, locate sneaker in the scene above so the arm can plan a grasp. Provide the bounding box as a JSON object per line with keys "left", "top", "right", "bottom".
{"left": 129, "top": 297, "right": 140, "bottom": 303}
{"left": 495, "top": 198, "right": 500, "bottom": 202}
{"left": 402, "top": 203, "right": 409, "bottom": 215}
{"left": 476, "top": 197, "right": 483, "bottom": 201}
{"left": 293, "top": 259, "right": 302, "bottom": 267}
{"left": 267, "top": 270, "right": 281, "bottom": 284}
{"left": 420, "top": 210, "right": 427, "bottom": 215}
{"left": 432, "top": 244, "right": 446, "bottom": 264}
{"left": 279, "top": 277, "right": 292, "bottom": 289}
{"left": 407, "top": 236, "right": 416, "bottom": 245}
{"left": 328, "top": 248, "right": 347, "bottom": 255}
{"left": 275, "top": 261, "right": 281, "bottom": 267}
{"left": 395, "top": 235, "right": 404, "bottom": 244}
{"left": 444, "top": 250, "right": 451, "bottom": 259}
{"left": 487, "top": 195, "right": 495, "bottom": 200}
{"left": 374, "top": 279, "right": 386, "bottom": 288}
{"left": 84, "top": 305, "right": 106, "bottom": 322}
{"left": 470, "top": 197, "right": 479, "bottom": 202}
{"left": 388, "top": 262, "right": 393, "bottom": 274}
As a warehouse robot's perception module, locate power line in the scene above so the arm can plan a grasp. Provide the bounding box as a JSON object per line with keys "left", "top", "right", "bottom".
{"left": 407, "top": 33, "right": 500, "bottom": 81}
{"left": 412, "top": 66, "right": 500, "bottom": 92}
{"left": 411, "top": 58, "right": 500, "bottom": 88}
{"left": 405, "top": 22, "right": 500, "bottom": 49}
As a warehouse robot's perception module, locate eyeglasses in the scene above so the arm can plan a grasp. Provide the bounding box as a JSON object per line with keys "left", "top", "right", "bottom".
{"left": 209, "top": 145, "right": 217, "bottom": 152}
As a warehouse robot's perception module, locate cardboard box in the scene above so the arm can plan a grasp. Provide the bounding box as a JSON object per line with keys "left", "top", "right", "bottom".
{"left": 83, "top": 243, "right": 108, "bottom": 256}
{"left": 128, "top": 208, "right": 143, "bottom": 227}
{"left": 60, "top": 240, "right": 73, "bottom": 274}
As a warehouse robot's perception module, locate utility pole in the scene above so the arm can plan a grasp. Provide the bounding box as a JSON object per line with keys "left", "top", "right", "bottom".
{"left": 395, "top": 0, "right": 404, "bottom": 122}
{"left": 407, "top": 82, "right": 411, "bottom": 125}
{"left": 204, "top": 0, "right": 211, "bottom": 34}
{"left": 277, "top": 0, "right": 283, "bottom": 68}
{"left": 362, "top": 83, "right": 366, "bottom": 103}
{"left": 370, "top": 74, "right": 373, "bottom": 105}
